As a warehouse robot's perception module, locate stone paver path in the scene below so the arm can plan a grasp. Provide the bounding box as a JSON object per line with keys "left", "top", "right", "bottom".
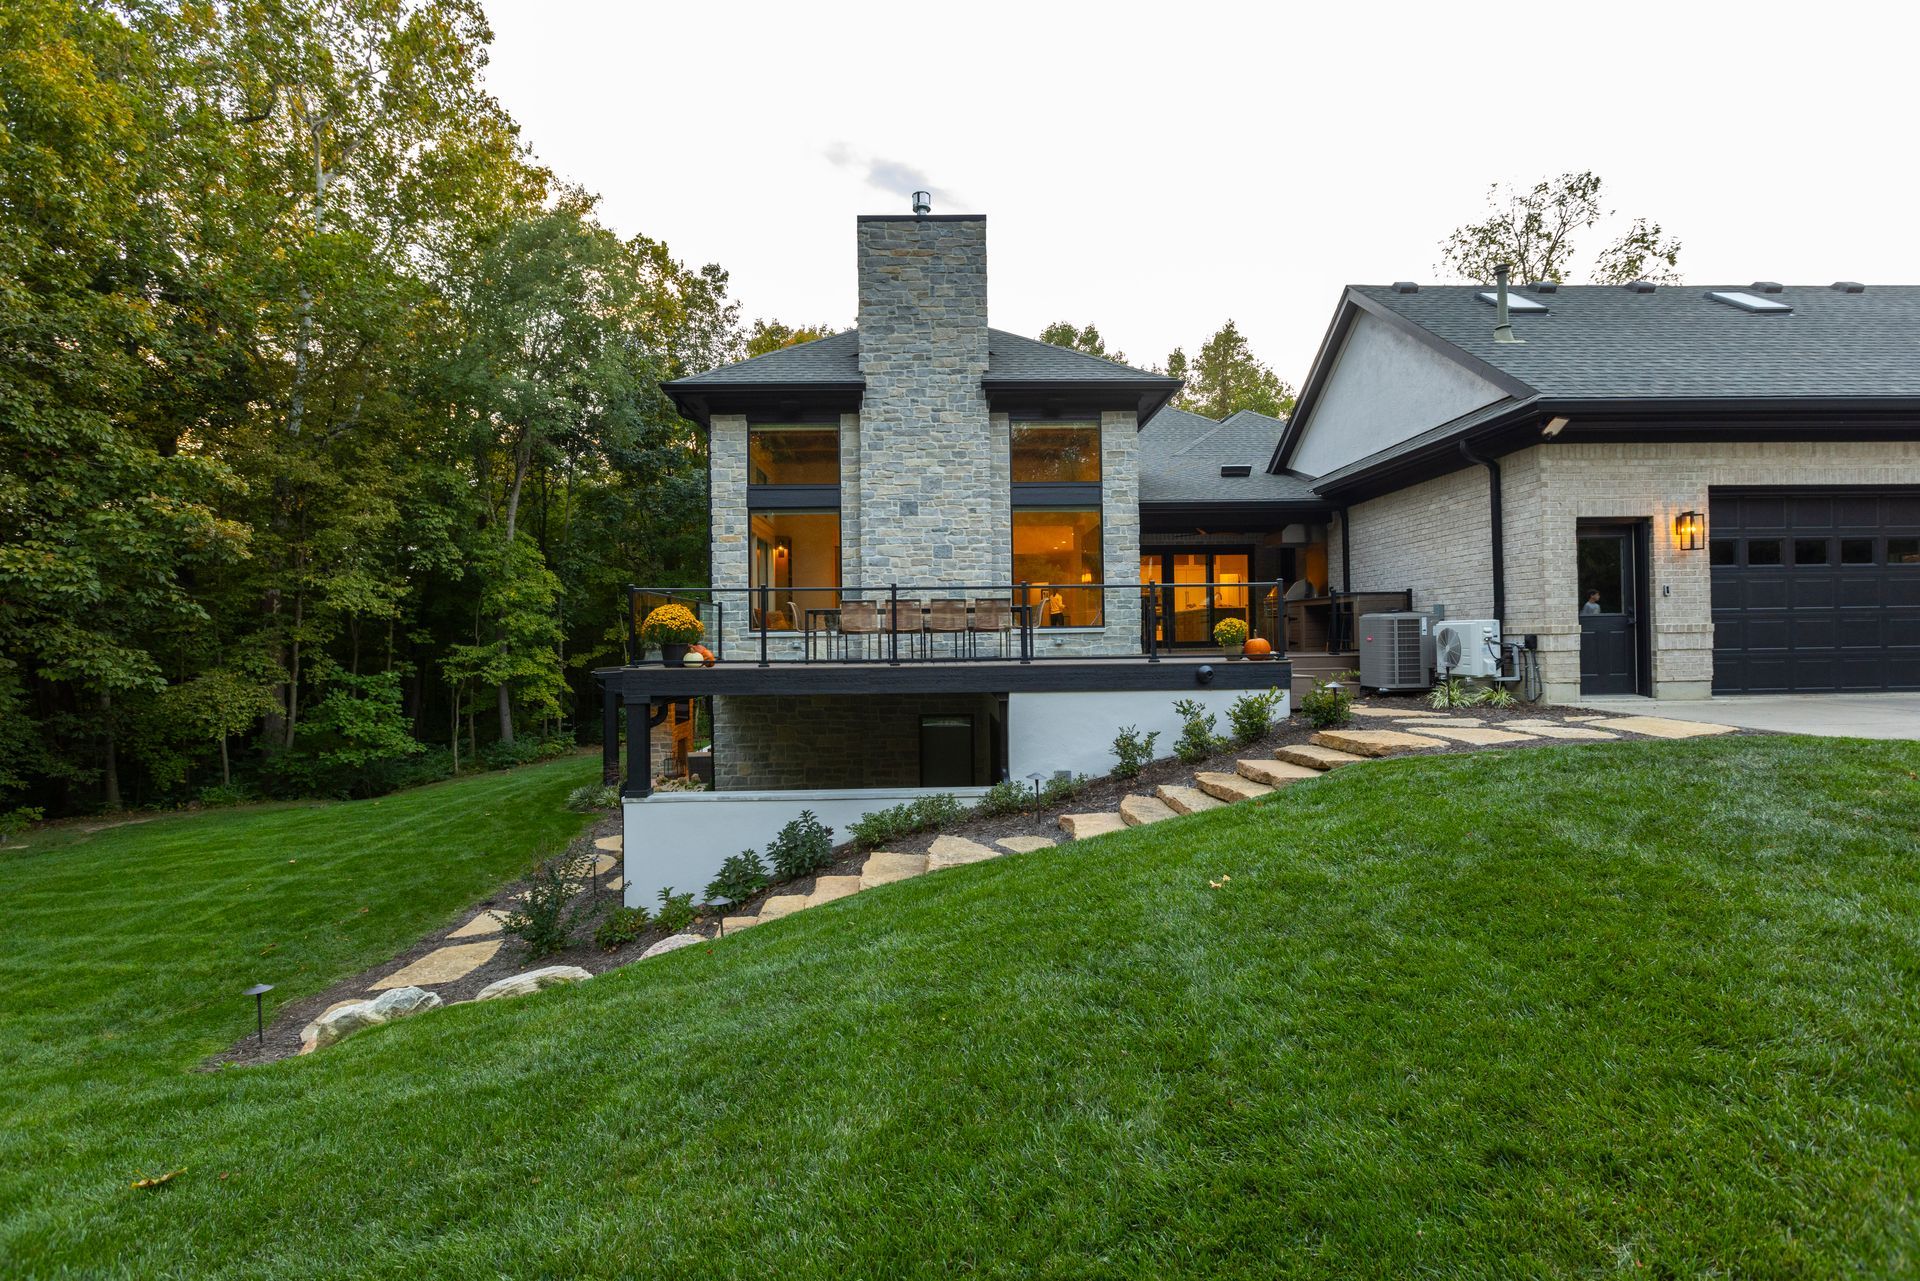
{"left": 1404, "top": 725, "right": 1539, "bottom": 746}
{"left": 1195, "top": 771, "right": 1274, "bottom": 803}
{"left": 1234, "top": 759, "right": 1321, "bottom": 787}
{"left": 1590, "top": 715, "right": 1737, "bottom": 739}
{"left": 860, "top": 851, "right": 929, "bottom": 889}
{"left": 1118, "top": 794, "right": 1177, "bottom": 827}
{"left": 1275, "top": 743, "right": 1369, "bottom": 770}
{"left": 1155, "top": 783, "right": 1225, "bottom": 815}
{"left": 372, "top": 940, "right": 501, "bottom": 990}
{"left": 1351, "top": 706, "right": 1440, "bottom": 718}
{"left": 997, "top": 835, "right": 1056, "bottom": 853}
{"left": 1311, "top": 728, "right": 1449, "bottom": 757}
{"left": 446, "top": 910, "right": 505, "bottom": 939}
{"left": 807, "top": 875, "right": 863, "bottom": 906}
{"left": 1059, "top": 811, "right": 1129, "bottom": 839}
{"left": 927, "top": 834, "right": 1002, "bottom": 870}
{"left": 1394, "top": 716, "right": 1484, "bottom": 727}
{"left": 720, "top": 914, "right": 760, "bottom": 933}
{"left": 1519, "top": 724, "right": 1619, "bottom": 740}
{"left": 756, "top": 893, "right": 813, "bottom": 921}
{"left": 594, "top": 834, "right": 623, "bottom": 852}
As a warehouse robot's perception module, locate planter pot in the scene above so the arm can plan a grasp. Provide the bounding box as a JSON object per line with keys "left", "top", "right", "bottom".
{"left": 659, "top": 642, "right": 690, "bottom": 667}
{"left": 1222, "top": 643, "right": 1245, "bottom": 660}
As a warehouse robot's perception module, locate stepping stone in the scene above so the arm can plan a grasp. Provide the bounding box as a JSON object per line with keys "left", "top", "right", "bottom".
{"left": 926, "top": 835, "right": 1002, "bottom": 870}
{"left": 719, "top": 915, "right": 761, "bottom": 933}
{"left": 447, "top": 910, "right": 504, "bottom": 939}
{"left": 1563, "top": 714, "right": 1607, "bottom": 722}
{"left": 371, "top": 940, "right": 501, "bottom": 990}
{"left": 591, "top": 853, "right": 617, "bottom": 875}
{"left": 593, "top": 835, "right": 623, "bottom": 852}
{"left": 1118, "top": 794, "right": 1177, "bottom": 827}
{"left": 1058, "top": 812, "right": 1128, "bottom": 839}
{"left": 1522, "top": 725, "right": 1619, "bottom": 740}
{"left": 1589, "top": 716, "right": 1737, "bottom": 739}
{"left": 641, "top": 933, "right": 704, "bottom": 959}
{"left": 1155, "top": 783, "right": 1225, "bottom": 816}
{"left": 1405, "top": 725, "right": 1537, "bottom": 746}
{"left": 1395, "top": 716, "right": 1482, "bottom": 727}
{"left": 1274, "top": 743, "right": 1369, "bottom": 771}
{"left": 1195, "top": 771, "right": 1274, "bottom": 803}
{"left": 1351, "top": 706, "right": 1440, "bottom": 718}
{"left": 807, "top": 875, "right": 863, "bottom": 906}
{"left": 860, "top": 851, "right": 928, "bottom": 889}
{"left": 1311, "top": 729, "right": 1449, "bottom": 757}
{"left": 1502, "top": 718, "right": 1562, "bottom": 728}
{"left": 607, "top": 875, "right": 624, "bottom": 892}
{"left": 756, "top": 894, "right": 812, "bottom": 921}
{"left": 996, "top": 835, "right": 1056, "bottom": 854}
{"left": 1235, "top": 759, "right": 1321, "bottom": 787}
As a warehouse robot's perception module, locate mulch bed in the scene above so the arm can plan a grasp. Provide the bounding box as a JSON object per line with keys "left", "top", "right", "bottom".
{"left": 219, "top": 697, "right": 1759, "bottom": 1066}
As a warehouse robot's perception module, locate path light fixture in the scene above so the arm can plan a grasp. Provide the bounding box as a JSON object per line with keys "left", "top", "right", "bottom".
{"left": 1026, "top": 771, "right": 1045, "bottom": 798}
{"left": 1674, "top": 510, "right": 1706, "bottom": 551}
{"left": 243, "top": 983, "right": 274, "bottom": 1048}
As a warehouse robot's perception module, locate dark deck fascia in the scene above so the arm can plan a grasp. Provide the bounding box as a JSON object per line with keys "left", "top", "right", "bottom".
{"left": 594, "top": 656, "right": 1294, "bottom": 701}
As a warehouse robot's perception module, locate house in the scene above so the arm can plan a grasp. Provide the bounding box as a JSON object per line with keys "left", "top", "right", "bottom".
{"left": 1276, "top": 277, "right": 1920, "bottom": 701}
{"left": 596, "top": 207, "right": 1311, "bottom": 905}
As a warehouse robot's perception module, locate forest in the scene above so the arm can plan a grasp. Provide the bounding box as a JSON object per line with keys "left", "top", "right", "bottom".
{"left": 1, "top": 0, "right": 738, "bottom": 819}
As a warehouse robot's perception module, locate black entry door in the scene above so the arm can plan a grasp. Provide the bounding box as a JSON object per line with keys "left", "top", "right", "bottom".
{"left": 1578, "top": 524, "right": 1645, "bottom": 695}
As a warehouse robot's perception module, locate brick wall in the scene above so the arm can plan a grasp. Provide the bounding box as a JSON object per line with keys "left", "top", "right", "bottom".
{"left": 1330, "top": 465, "right": 1496, "bottom": 618}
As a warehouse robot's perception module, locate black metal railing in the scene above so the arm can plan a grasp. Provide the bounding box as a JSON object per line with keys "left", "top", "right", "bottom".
{"left": 625, "top": 581, "right": 1286, "bottom": 668}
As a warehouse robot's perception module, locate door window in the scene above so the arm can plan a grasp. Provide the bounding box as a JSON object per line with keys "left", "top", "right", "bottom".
{"left": 1576, "top": 534, "right": 1627, "bottom": 615}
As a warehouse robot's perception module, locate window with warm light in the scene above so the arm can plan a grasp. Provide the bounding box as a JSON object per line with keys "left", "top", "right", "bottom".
{"left": 1011, "top": 423, "right": 1100, "bottom": 482}
{"left": 1013, "top": 510, "right": 1103, "bottom": 626}
{"left": 748, "top": 425, "right": 839, "bottom": 485}
{"left": 749, "top": 510, "right": 839, "bottom": 631}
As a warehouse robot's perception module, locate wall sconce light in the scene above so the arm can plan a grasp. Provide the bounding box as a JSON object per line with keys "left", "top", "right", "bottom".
{"left": 1674, "top": 510, "right": 1705, "bottom": 550}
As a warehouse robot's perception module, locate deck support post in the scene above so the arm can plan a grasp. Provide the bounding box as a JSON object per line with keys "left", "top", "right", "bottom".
{"left": 601, "top": 684, "right": 620, "bottom": 785}
{"left": 623, "top": 699, "right": 651, "bottom": 799}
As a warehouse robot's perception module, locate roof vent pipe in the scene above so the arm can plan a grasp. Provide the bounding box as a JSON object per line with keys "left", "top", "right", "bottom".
{"left": 911, "top": 190, "right": 931, "bottom": 215}
{"left": 1492, "top": 263, "right": 1524, "bottom": 344}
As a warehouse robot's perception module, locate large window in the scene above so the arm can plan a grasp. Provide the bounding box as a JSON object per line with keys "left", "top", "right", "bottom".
{"left": 749, "top": 425, "right": 839, "bottom": 485}
{"left": 1011, "top": 422, "right": 1100, "bottom": 483}
{"left": 1013, "top": 509, "right": 1103, "bottom": 627}
{"left": 749, "top": 510, "right": 840, "bottom": 632}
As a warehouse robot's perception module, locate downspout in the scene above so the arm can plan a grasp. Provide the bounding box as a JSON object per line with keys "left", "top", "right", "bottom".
{"left": 1457, "top": 439, "right": 1505, "bottom": 623}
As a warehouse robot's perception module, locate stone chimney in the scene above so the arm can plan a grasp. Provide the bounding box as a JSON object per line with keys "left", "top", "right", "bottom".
{"left": 852, "top": 213, "right": 999, "bottom": 586}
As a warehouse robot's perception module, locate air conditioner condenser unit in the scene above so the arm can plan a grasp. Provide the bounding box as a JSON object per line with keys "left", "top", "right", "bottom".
{"left": 1356, "top": 612, "right": 1434, "bottom": 692}
{"left": 1433, "top": 619, "right": 1503, "bottom": 679}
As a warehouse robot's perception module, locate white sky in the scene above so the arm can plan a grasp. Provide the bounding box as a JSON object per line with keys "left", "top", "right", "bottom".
{"left": 481, "top": 0, "right": 1920, "bottom": 385}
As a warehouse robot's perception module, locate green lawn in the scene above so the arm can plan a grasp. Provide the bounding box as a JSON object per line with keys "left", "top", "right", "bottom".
{"left": 4, "top": 738, "right": 1918, "bottom": 1277}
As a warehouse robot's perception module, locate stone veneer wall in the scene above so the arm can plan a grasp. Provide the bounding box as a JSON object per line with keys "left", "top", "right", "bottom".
{"left": 713, "top": 693, "right": 1000, "bottom": 791}
{"left": 1330, "top": 440, "right": 1920, "bottom": 701}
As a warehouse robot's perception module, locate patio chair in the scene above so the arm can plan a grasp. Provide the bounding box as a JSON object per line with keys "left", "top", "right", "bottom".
{"left": 925, "top": 598, "right": 969, "bottom": 659}
{"left": 837, "top": 600, "right": 880, "bottom": 661}
{"left": 885, "top": 597, "right": 924, "bottom": 660}
{"left": 968, "top": 598, "right": 1012, "bottom": 658}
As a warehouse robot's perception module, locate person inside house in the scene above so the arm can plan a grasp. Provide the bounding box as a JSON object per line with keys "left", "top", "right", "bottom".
{"left": 1046, "top": 588, "right": 1068, "bottom": 626}
{"left": 1580, "top": 589, "right": 1603, "bottom": 616}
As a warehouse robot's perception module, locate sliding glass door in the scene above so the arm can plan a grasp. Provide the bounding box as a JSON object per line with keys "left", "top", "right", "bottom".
{"left": 1139, "top": 549, "right": 1252, "bottom": 648}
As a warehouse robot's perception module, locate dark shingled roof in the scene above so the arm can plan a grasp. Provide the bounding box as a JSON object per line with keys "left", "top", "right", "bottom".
{"left": 1140, "top": 408, "right": 1323, "bottom": 506}
{"left": 664, "top": 327, "right": 1177, "bottom": 391}
{"left": 1350, "top": 282, "right": 1920, "bottom": 400}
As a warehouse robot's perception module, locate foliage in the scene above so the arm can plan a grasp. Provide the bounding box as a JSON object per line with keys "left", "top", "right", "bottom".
{"left": 705, "top": 849, "right": 771, "bottom": 905}
{"left": 1039, "top": 321, "right": 1129, "bottom": 366}
{"left": 499, "top": 848, "right": 600, "bottom": 960}
{"left": 1299, "top": 679, "right": 1356, "bottom": 729}
{"left": 1226, "top": 688, "right": 1286, "bottom": 743}
{"left": 848, "top": 794, "right": 966, "bottom": 850}
{"left": 973, "top": 780, "right": 1037, "bottom": 818}
{"left": 194, "top": 785, "right": 254, "bottom": 809}
{"left": 1480, "top": 684, "right": 1518, "bottom": 709}
{"left": 566, "top": 783, "right": 620, "bottom": 813}
{"left": 1213, "top": 617, "right": 1249, "bottom": 647}
{"left": 767, "top": 810, "right": 835, "bottom": 881}
{"left": 1110, "top": 726, "right": 1160, "bottom": 780}
{"left": 639, "top": 604, "right": 705, "bottom": 647}
{"left": 1429, "top": 678, "right": 1486, "bottom": 710}
{"left": 1037, "top": 773, "right": 1089, "bottom": 807}
{"left": 1438, "top": 171, "right": 1683, "bottom": 286}
{"left": 653, "top": 888, "right": 697, "bottom": 935}
{"left": 593, "top": 905, "right": 651, "bottom": 952}
{"left": 745, "top": 320, "right": 837, "bottom": 356}
{"left": 0, "top": 805, "right": 44, "bottom": 844}
{"left": 1167, "top": 321, "right": 1296, "bottom": 419}
{"left": 1171, "top": 698, "right": 1227, "bottom": 764}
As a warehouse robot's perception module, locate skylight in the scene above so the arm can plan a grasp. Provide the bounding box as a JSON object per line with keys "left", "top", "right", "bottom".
{"left": 1708, "top": 290, "right": 1792, "bottom": 315}
{"left": 1476, "top": 291, "right": 1549, "bottom": 312}
{"left": 1219, "top": 464, "right": 1252, "bottom": 478}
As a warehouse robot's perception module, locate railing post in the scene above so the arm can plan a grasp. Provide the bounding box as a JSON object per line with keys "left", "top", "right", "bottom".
{"left": 1146, "top": 583, "right": 1159, "bottom": 662}
{"left": 758, "top": 592, "right": 769, "bottom": 668}
{"left": 1018, "top": 580, "right": 1031, "bottom": 664}
{"left": 888, "top": 583, "right": 900, "bottom": 665}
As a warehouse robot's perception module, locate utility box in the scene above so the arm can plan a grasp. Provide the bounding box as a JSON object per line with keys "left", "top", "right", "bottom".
{"left": 1357, "top": 612, "right": 1434, "bottom": 692}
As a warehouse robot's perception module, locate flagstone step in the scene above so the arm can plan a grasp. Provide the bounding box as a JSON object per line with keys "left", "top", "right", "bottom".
{"left": 756, "top": 893, "right": 813, "bottom": 921}
{"left": 1155, "top": 783, "right": 1225, "bottom": 816}
{"left": 593, "top": 834, "right": 623, "bottom": 853}
{"left": 807, "top": 875, "right": 863, "bottom": 907}
{"left": 720, "top": 915, "right": 761, "bottom": 934}
{"left": 926, "top": 834, "right": 1002, "bottom": 870}
{"left": 859, "top": 851, "right": 929, "bottom": 889}
{"left": 1234, "top": 758, "right": 1322, "bottom": 787}
{"left": 1351, "top": 705, "right": 1440, "bottom": 719}
{"left": 1517, "top": 724, "right": 1618, "bottom": 740}
{"left": 997, "top": 835, "right": 1056, "bottom": 853}
{"left": 1118, "top": 794, "right": 1178, "bottom": 826}
{"left": 447, "top": 910, "right": 505, "bottom": 939}
{"left": 1274, "top": 743, "right": 1369, "bottom": 771}
{"left": 1588, "top": 715, "right": 1737, "bottom": 739}
{"left": 1194, "top": 771, "right": 1275, "bottom": 803}
{"left": 371, "top": 939, "right": 501, "bottom": 990}
{"left": 1310, "top": 728, "right": 1449, "bottom": 757}
{"left": 1393, "top": 716, "right": 1483, "bottom": 728}
{"left": 1403, "top": 725, "right": 1537, "bottom": 746}
{"left": 1058, "top": 812, "right": 1129, "bottom": 839}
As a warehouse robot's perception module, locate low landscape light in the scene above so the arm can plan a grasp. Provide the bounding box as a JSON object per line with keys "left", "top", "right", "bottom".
{"left": 1674, "top": 510, "right": 1706, "bottom": 550}
{"left": 1026, "top": 771, "right": 1045, "bottom": 797}
{"left": 243, "top": 983, "right": 274, "bottom": 1047}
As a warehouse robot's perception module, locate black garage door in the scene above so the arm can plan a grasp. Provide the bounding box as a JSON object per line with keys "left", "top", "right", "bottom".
{"left": 1710, "top": 488, "right": 1920, "bottom": 693}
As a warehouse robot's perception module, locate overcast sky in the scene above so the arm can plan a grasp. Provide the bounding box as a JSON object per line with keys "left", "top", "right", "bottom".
{"left": 481, "top": 1, "right": 1919, "bottom": 386}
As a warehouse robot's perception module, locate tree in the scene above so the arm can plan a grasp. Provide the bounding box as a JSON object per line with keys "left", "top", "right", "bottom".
{"left": 1166, "top": 321, "right": 1296, "bottom": 420}
{"left": 1039, "top": 321, "right": 1128, "bottom": 366}
{"left": 745, "top": 320, "right": 836, "bottom": 357}
{"left": 1438, "top": 171, "right": 1682, "bottom": 285}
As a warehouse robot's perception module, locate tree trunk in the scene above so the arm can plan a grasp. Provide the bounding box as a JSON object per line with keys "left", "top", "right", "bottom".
{"left": 493, "top": 431, "right": 533, "bottom": 746}
{"left": 100, "top": 691, "right": 121, "bottom": 811}
{"left": 219, "top": 735, "right": 231, "bottom": 787}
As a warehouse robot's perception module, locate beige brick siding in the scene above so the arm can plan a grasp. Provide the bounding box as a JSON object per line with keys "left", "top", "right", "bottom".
{"left": 1329, "top": 465, "right": 1496, "bottom": 618}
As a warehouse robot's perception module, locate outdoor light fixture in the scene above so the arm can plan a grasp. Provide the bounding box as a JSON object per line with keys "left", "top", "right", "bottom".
{"left": 243, "top": 982, "right": 274, "bottom": 1048}
{"left": 1674, "top": 510, "right": 1706, "bottom": 550}
{"left": 1026, "top": 771, "right": 1045, "bottom": 798}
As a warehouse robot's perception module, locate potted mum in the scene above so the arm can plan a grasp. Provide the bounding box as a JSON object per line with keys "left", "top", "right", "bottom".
{"left": 640, "top": 604, "right": 704, "bottom": 666}
{"left": 1213, "top": 616, "right": 1248, "bottom": 659}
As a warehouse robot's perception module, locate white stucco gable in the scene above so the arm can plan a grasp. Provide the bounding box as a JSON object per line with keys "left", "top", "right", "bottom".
{"left": 1289, "top": 311, "right": 1510, "bottom": 478}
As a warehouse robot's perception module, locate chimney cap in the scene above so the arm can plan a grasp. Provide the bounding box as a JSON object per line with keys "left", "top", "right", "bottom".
{"left": 911, "top": 190, "right": 931, "bottom": 215}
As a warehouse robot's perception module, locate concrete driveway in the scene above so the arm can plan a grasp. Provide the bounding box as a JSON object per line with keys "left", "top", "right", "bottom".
{"left": 1566, "top": 692, "right": 1920, "bottom": 740}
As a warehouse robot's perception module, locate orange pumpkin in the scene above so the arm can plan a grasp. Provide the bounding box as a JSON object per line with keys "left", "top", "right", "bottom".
{"left": 1243, "top": 637, "right": 1273, "bottom": 659}
{"left": 689, "top": 644, "right": 716, "bottom": 667}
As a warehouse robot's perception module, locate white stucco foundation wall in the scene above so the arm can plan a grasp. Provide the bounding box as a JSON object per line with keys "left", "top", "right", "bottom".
{"left": 622, "top": 785, "right": 991, "bottom": 909}
{"left": 1007, "top": 687, "right": 1287, "bottom": 781}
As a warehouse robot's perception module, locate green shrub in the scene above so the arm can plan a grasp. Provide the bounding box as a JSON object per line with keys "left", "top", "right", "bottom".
{"left": 593, "top": 904, "right": 650, "bottom": 951}
{"left": 0, "top": 805, "right": 44, "bottom": 844}
{"left": 565, "top": 783, "right": 620, "bottom": 813}
{"left": 1037, "top": 773, "right": 1088, "bottom": 806}
{"left": 1171, "top": 698, "right": 1226, "bottom": 764}
{"left": 654, "top": 888, "right": 697, "bottom": 934}
{"left": 848, "top": 793, "right": 965, "bottom": 850}
{"left": 705, "top": 849, "right": 771, "bottom": 904}
{"left": 767, "top": 810, "right": 835, "bottom": 880}
{"left": 972, "top": 780, "right": 1034, "bottom": 818}
{"left": 1429, "top": 677, "right": 1485, "bottom": 709}
{"left": 1110, "top": 725, "right": 1159, "bottom": 779}
{"left": 499, "top": 848, "right": 597, "bottom": 959}
{"left": 1481, "top": 684, "right": 1517, "bottom": 709}
{"left": 194, "top": 784, "right": 253, "bottom": 808}
{"left": 1299, "top": 679, "right": 1355, "bottom": 729}
{"left": 1226, "top": 688, "right": 1286, "bottom": 744}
